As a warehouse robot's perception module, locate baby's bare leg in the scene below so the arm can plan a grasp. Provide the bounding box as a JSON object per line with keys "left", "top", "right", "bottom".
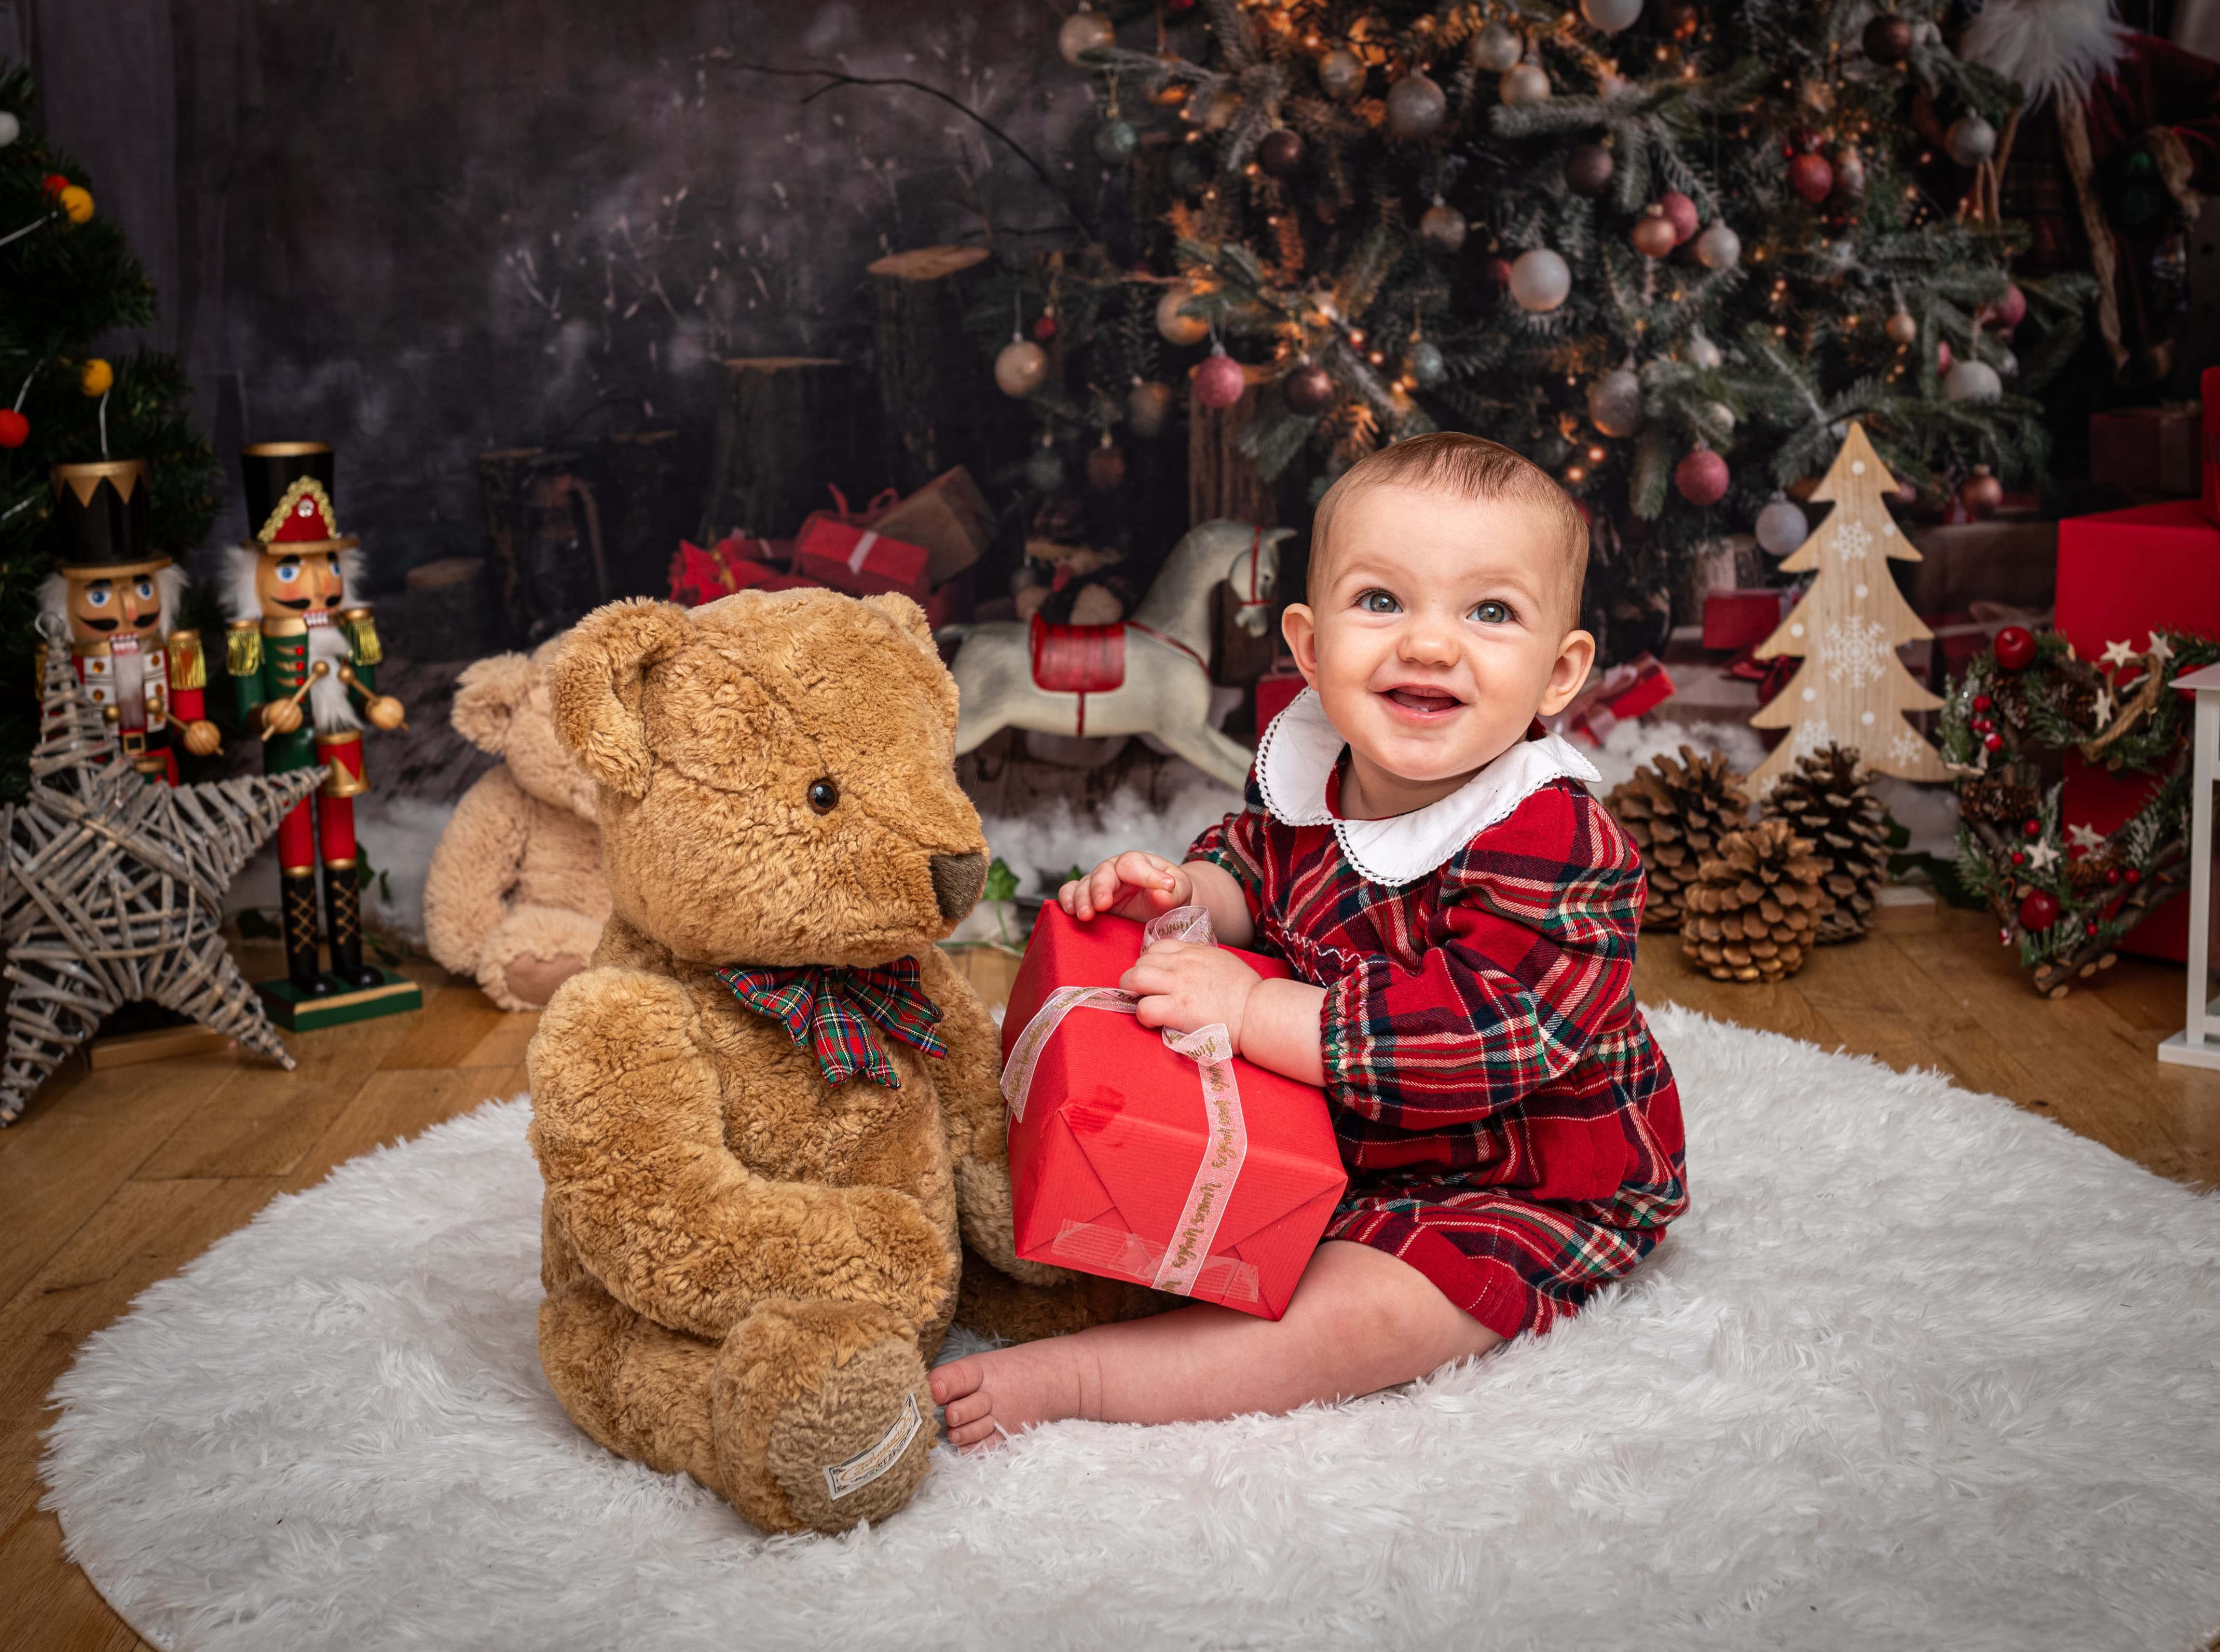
{"left": 931, "top": 1240, "right": 1500, "bottom": 1448}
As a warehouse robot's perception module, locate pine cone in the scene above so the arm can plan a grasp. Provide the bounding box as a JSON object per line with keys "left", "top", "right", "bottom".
{"left": 1679, "top": 817, "right": 1831, "bottom": 983}
{"left": 1761, "top": 743, "right": 1890, "bottom": 943}
{"left": 1606, "top": 745, "right": 1750, "bottom": 931}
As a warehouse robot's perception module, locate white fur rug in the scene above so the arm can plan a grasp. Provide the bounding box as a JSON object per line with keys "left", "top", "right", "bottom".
{"left": 42, "top": 1008, "right": 2220, "bottom": 1651}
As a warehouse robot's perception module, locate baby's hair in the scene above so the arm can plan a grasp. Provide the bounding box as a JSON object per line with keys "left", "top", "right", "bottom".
{"left": 1307, "top": 432, "right": 1589, "bottom": 628}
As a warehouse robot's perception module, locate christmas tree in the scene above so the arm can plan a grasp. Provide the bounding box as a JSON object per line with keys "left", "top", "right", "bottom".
{"left": 0, "top": 64, "right": 218, "bottom": 796}
{"left": 982, "top": 0, "right": 2089, "bottom": 665}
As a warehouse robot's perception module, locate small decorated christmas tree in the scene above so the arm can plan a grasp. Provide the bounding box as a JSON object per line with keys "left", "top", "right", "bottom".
{"left": 1748, "top": 422, "right": 1947, "bottom": 795}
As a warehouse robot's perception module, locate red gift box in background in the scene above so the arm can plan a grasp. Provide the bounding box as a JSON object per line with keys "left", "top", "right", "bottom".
{"left": 669, "top": 536, "right": 807, "bottom": 606}
{"left": 1001, "top": 904, "right": 1347, "bottom": 1320}
{"left": 1703, "top": 588, "right": 1792, "bottom": 653}
{"left": 2054, "top": 498, "right": 2220, "bottom": 961}
{"left": 794, "top": 518, "right": 934, "bottom": 600}
{"left": 1544, "top": 653, "right": 1675, "bottom": 746}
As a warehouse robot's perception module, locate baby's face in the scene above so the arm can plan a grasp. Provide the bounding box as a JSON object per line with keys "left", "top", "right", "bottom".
{"left": 1284, "top": 483, "right": 1594, "bottom": 790}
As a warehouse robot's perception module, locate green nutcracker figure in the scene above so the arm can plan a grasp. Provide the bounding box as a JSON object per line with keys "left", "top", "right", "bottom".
{"left": 227, "top": 442, "right": 421, "bottom": 1029}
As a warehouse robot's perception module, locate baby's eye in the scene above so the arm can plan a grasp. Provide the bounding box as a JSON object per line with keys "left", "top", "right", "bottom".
{"left": 1471, "top": 600, "right": 1514, "bottom": 625}
{"left": 1356, "top": 590, "right": 1400, "bottom": 615}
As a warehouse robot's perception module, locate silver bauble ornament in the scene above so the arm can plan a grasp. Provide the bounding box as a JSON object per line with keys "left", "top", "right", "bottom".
{"left": 1025, "top": 444, "right": 1068, "bottom": 493}
{"left": 1693, "top": 223, "right": 1741, "bottom": 271}
{"left": 1385, "top": 70, "right": 1448, "bottom": 139}
{"left": 1155, "top": 283, "right": 1210, "bottom": 347}
{"left": 1128, "top": 379, "right": 1174, "bottom": 438}
{"left": 1687, "top": 330, "right": 1723, "bottom": 371}
{"left": 1500, "top": 61, "right": 1551, "bottom": 105}
{"left": 1587, "top": 366, "right": 1645, "bottom": 438}
{"left": 1407, "top": 340, "right": 1448, "bottom": 389}
{"left": 995, "top": 338, "right": 1050, "bottom": 398}
{"left": 1475, "top": 23, "right": 1524, "bottom": 72}
{"left": 1318, "top": 47, "right": 1364, "bottom": 99}
{"left": 1942, "top": 358, "right": 2003, "bottom": 401}
{"left": 1508, "top": 248, "right": 1572, "bottom": 313}
{"left": 1419, "top": 200, "right": 1468, "bottom": 252}
{"left": 0, "top": 113, "right": 18, "bottom": 148}
{"left": 1945, "top": 114, "right": 1998, "bottom": 167}
{"left": 1706, "top": 402, "right": 1736, "bottom": 434}
{"left": 1058, "top": 8, "right": 1115, "bottom": 66}
{"left": 1581, "top": 0, "right": 1644, "bottom": 31}
{"left": 1755, "top": 495, "right": 1810, "bottom": 557}
{"left": 1093, "top": 118, "right": 1138, "bottom": 163}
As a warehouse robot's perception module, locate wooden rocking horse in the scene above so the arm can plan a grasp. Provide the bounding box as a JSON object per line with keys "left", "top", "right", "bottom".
{"left": 940, "top": 520, "right": 1289, "bottom": 790}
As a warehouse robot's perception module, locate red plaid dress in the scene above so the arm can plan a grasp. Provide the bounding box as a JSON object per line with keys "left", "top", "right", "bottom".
{"left": 1187, "top": 696, "right": 1687, "bottom": 1340}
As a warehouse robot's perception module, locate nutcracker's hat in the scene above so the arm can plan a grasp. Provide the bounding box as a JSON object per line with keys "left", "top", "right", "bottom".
{"left": 241, "top": 441, "right": 360, "bottom": 555}
{"left": 51, "top": 458, "right": 167, "bottom": 580}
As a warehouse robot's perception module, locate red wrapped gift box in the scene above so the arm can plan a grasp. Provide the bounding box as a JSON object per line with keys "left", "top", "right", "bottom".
{"left": 2055, "top": 498, "right": 2220, "bottom": 961}
{"left": 794, "top": 517, "right": 934, "bottom": 600}
{"left": 1001, "top": 904, "right": 1347, "bottom": 1320}
{"left": 1543, "top": 652, "right": 1675, "bottom": 746}
{"left": 1703, "top": 588, "right": 1792, "bottom": 653}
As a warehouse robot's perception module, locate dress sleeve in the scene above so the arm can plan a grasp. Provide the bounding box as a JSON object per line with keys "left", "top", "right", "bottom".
{"left": 1183, "top": 773, "right": 1268, "bottom": 927}
{"left": 1320, "top": 783, "right": 1642, "bottom": 1128}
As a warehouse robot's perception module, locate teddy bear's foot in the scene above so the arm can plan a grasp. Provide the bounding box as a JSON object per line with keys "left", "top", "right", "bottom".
{"left": 711, "top": 1298, "right": 936, "bottom": 1535}
{"left": 538, "top": 1277, "right": 722, "bottom": 1490}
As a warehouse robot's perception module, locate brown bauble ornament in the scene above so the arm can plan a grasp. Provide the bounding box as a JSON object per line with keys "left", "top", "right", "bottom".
{"left": 1885, "top": 309, "right": 1918, "bottom": 345}
{"left": 1385, "top": 70, "right": 1448, "bottom": 140}
{"left": 1257, "top": 127, "right": 1306, "bottom": 177}
{"left": 1632, "top": 204, "right": 1679, "bottom": 259}
{"left": 1788, "top": 152, "right": 1835, "bottom": 204}
{"left": 1564, "top": 143, "right": 1615, "bottom": 197}
{"left": 1862, "top": 13, "right": 1914, "bottom": 64}
{"left": 1086, "top": 439, "right": 1128, "bottom": 493}
{"left": 1959, "top": 463, "right": 2004, "bottom": 516}
{"left": 1282, "top": 362, "right": 1336, "bottom": 416}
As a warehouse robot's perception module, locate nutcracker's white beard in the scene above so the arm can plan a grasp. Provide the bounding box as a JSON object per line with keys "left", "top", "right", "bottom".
{"left": 305, "top": 621, "right": 362, "bottom": 733}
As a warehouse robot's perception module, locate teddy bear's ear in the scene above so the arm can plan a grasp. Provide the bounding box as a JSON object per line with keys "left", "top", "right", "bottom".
{"left": 449, "top": 651, "right": 534, "bottom": 756}
{"left": 550, "top": 598, "right": 695, "bottom": 799}
{"left": 861, "top": 592, "right": 936, "bottom": 657}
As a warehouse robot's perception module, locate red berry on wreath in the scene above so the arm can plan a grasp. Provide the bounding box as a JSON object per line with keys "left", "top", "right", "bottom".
{"left": 2018, "top": 890, "right": 2061, "bottom": 931}
{"left": 1993, "top": 625, "right": 2037, "bottom": 671}
{"left": 0, "top": 408, "right": 26, "bottom": 448}
{"left": 2125, "top": 868, "right": 2141, "bottom": 885}
{"left": 2010, "top": 851, "right": 2025, "bottom": 866}
{"left": 2084, "top": 921, "right": 2099, "bottom": 936}
{"left": 2022, "top": 818, "right": 2041, "bottom": 837}
{"left": 1972, "top": 694, "right": 1991, "bottom": 712}
{"left": 2104, "top": 868, "right": 2121, "bottom": 885}
{"left": 1983, "top": 732, "right": 2003, "bottom": 751}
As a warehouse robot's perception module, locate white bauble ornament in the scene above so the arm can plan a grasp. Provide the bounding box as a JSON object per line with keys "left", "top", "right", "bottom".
{"left": 1501, "top": 60, "right": 1552, "bottom": 105}
{"left": 1587, "top": 366, "right": 1645, "bottom": 438}
{"left": 1385, "top": 71, "right": 1448, "bottom": 139}
{"left": 1706, "top": 402, "right": 1736, "bottom": 434}
{"left": 1755, "top": 495, "right": 1810, "bottom": 557}
{"left": 1058, "top": 8, "right": 1115, "bottom": 65}
{"left": 0, "top": 112, "right": 18, "bottom": 148}
{"left": 1318, "top": 47, "right": 1364, "bottom": 99}
{"left": 995, "top": 338, "right": 1050, "bottom": 397}
{"left": 1687, "top": 329, "right": 1723, "bottom": 371}
{"left": 1475, "top": 23, "right": 1524, "bottom": 72}
{"left": 1419, "top": 199, "right": 1468, "bottom": 252}
{"left": 1693, "top": 223, "right": 1741, "bottom": 271}
{"left": 1945, "top": 114, "right": 1997, "bottom": 167}
{"left": 1580, "top": 0, "right": 1643, "bottom": 32}
{"left": 1508, "top": 248, "right": 1571, "bottom": 313}
{"left": 1155, "top": 283, "right": 1210, "bottom": 347}
{"left": 1942, "top": 359, "right": 2002, "bottom": 401}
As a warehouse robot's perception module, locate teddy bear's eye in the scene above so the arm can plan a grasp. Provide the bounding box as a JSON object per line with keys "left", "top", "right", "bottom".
{"left": 806, "top": 778, "right": 840, "bottom": 814}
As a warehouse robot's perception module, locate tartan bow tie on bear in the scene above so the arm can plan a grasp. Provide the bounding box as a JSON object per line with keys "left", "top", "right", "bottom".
{"left": 714, "top": 958, "right": 948, "bottom": 1088}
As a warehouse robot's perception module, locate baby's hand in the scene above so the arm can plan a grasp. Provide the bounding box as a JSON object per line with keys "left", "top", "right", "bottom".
{"left": 1059, "top": 851, "right": 1193, "bottom": 923}
{"left": 1120, "top": 940, "right": 1263, "bottom": 1044}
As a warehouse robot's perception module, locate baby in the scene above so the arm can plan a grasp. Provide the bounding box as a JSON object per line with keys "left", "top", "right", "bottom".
{"left": 933, "top": 432, "right": 1687, "bottom": 1446}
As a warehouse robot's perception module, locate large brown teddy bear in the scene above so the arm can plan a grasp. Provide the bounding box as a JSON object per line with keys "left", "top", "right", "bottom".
{"left": 525, "top": 589, "right": 1144, "bottom": 1537}
{"left": 424, "top": 635, "right": 611, "bottom": 1011}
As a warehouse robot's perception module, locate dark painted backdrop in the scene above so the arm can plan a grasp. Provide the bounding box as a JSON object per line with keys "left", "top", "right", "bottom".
{"left": 25, "top": 0, "right": 1093, "bottom": 584}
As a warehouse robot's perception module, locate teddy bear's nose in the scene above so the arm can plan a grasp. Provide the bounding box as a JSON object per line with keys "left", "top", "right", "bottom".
{"left": 929, "top": 852, "right": 986, "bottom": 920}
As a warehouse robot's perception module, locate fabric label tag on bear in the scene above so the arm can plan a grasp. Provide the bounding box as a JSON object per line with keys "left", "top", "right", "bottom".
{"left": 823, "top": 1392, "right": 922, "bottom": 1501}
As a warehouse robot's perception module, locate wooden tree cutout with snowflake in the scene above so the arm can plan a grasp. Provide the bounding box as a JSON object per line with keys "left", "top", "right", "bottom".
{"left": 1749, "top": 422, "right": 1949, "bottom": 795}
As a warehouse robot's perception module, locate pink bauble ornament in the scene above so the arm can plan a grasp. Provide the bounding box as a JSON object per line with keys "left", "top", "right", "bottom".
{"left": 1658, "top": 190, "right": 1698, "bottom": 245}
{"left": 1674, "top": 447, "right": 1730, "bottom": 506}
{"left": 1990, "top": 282, "right": 2026, "bottom": 330}
{"left": 1936, "top": 339, "right": 1953, "bottom": 374}
{"left": 1194, "top": 346, "right": 1246, "bottom": 408}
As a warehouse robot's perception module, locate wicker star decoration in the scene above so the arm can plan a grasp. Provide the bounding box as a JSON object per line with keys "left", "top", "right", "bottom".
{"left": 0, "top": 639, "right": 328, "bottom": 1124}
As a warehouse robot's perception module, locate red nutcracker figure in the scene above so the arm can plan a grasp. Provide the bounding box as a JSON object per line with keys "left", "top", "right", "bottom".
{"left": 35, "top": 458, "right": 220, "bottom": 784}
{"left": 227, "top": 442, "right": 420, "bottom": 1028}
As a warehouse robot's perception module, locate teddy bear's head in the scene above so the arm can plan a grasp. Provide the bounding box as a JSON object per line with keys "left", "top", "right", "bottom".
{"left": 450, "top": 634, "right": 599, "bottom": 822}
{"left": 550, "top": 590, "right": 988, "bottom": 969}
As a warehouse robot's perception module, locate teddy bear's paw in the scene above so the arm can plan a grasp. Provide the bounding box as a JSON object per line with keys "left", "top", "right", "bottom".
{"left": 501, "top": 951, "right": 588, "bottom": 1008}
{"left": 712, "top": 1299, "right": 935, "bottom": 1535}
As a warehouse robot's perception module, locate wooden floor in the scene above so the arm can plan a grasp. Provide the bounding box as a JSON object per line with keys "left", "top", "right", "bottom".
{"left": 3, "top": 913, "right": 2217, "bottom": 1650}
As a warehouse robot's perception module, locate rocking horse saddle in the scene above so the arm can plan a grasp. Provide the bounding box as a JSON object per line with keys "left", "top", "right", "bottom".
{"left": 1029, "top": 613, "right": 1127, "bottom": 695}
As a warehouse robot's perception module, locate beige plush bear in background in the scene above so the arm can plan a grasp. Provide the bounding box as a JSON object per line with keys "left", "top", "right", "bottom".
{"left": 526, "top": 590, "right": 1154, "bottom": 1537}
{"left": 423, "top": 636, "right": 611, "bottom": 1011}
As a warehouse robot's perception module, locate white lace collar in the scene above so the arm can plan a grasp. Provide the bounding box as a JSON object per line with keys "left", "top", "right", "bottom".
{"left": 1254, "top": 687, "right": 1601, "bottom": 887}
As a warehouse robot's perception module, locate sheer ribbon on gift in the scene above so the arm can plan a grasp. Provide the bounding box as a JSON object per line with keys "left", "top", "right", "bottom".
{"left": 1000, "top": 906, "right": 1251, "bottom": 1299}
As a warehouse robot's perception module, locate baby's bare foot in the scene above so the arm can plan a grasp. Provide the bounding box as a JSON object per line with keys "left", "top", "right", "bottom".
{"left": 929, "top": 1340, "right": 1092, "bottom": 1451}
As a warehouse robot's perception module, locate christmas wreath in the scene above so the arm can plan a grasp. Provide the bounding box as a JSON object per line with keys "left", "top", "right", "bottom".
{"left": 1938, "top": 624, "right": 2220, "bottom": 997}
